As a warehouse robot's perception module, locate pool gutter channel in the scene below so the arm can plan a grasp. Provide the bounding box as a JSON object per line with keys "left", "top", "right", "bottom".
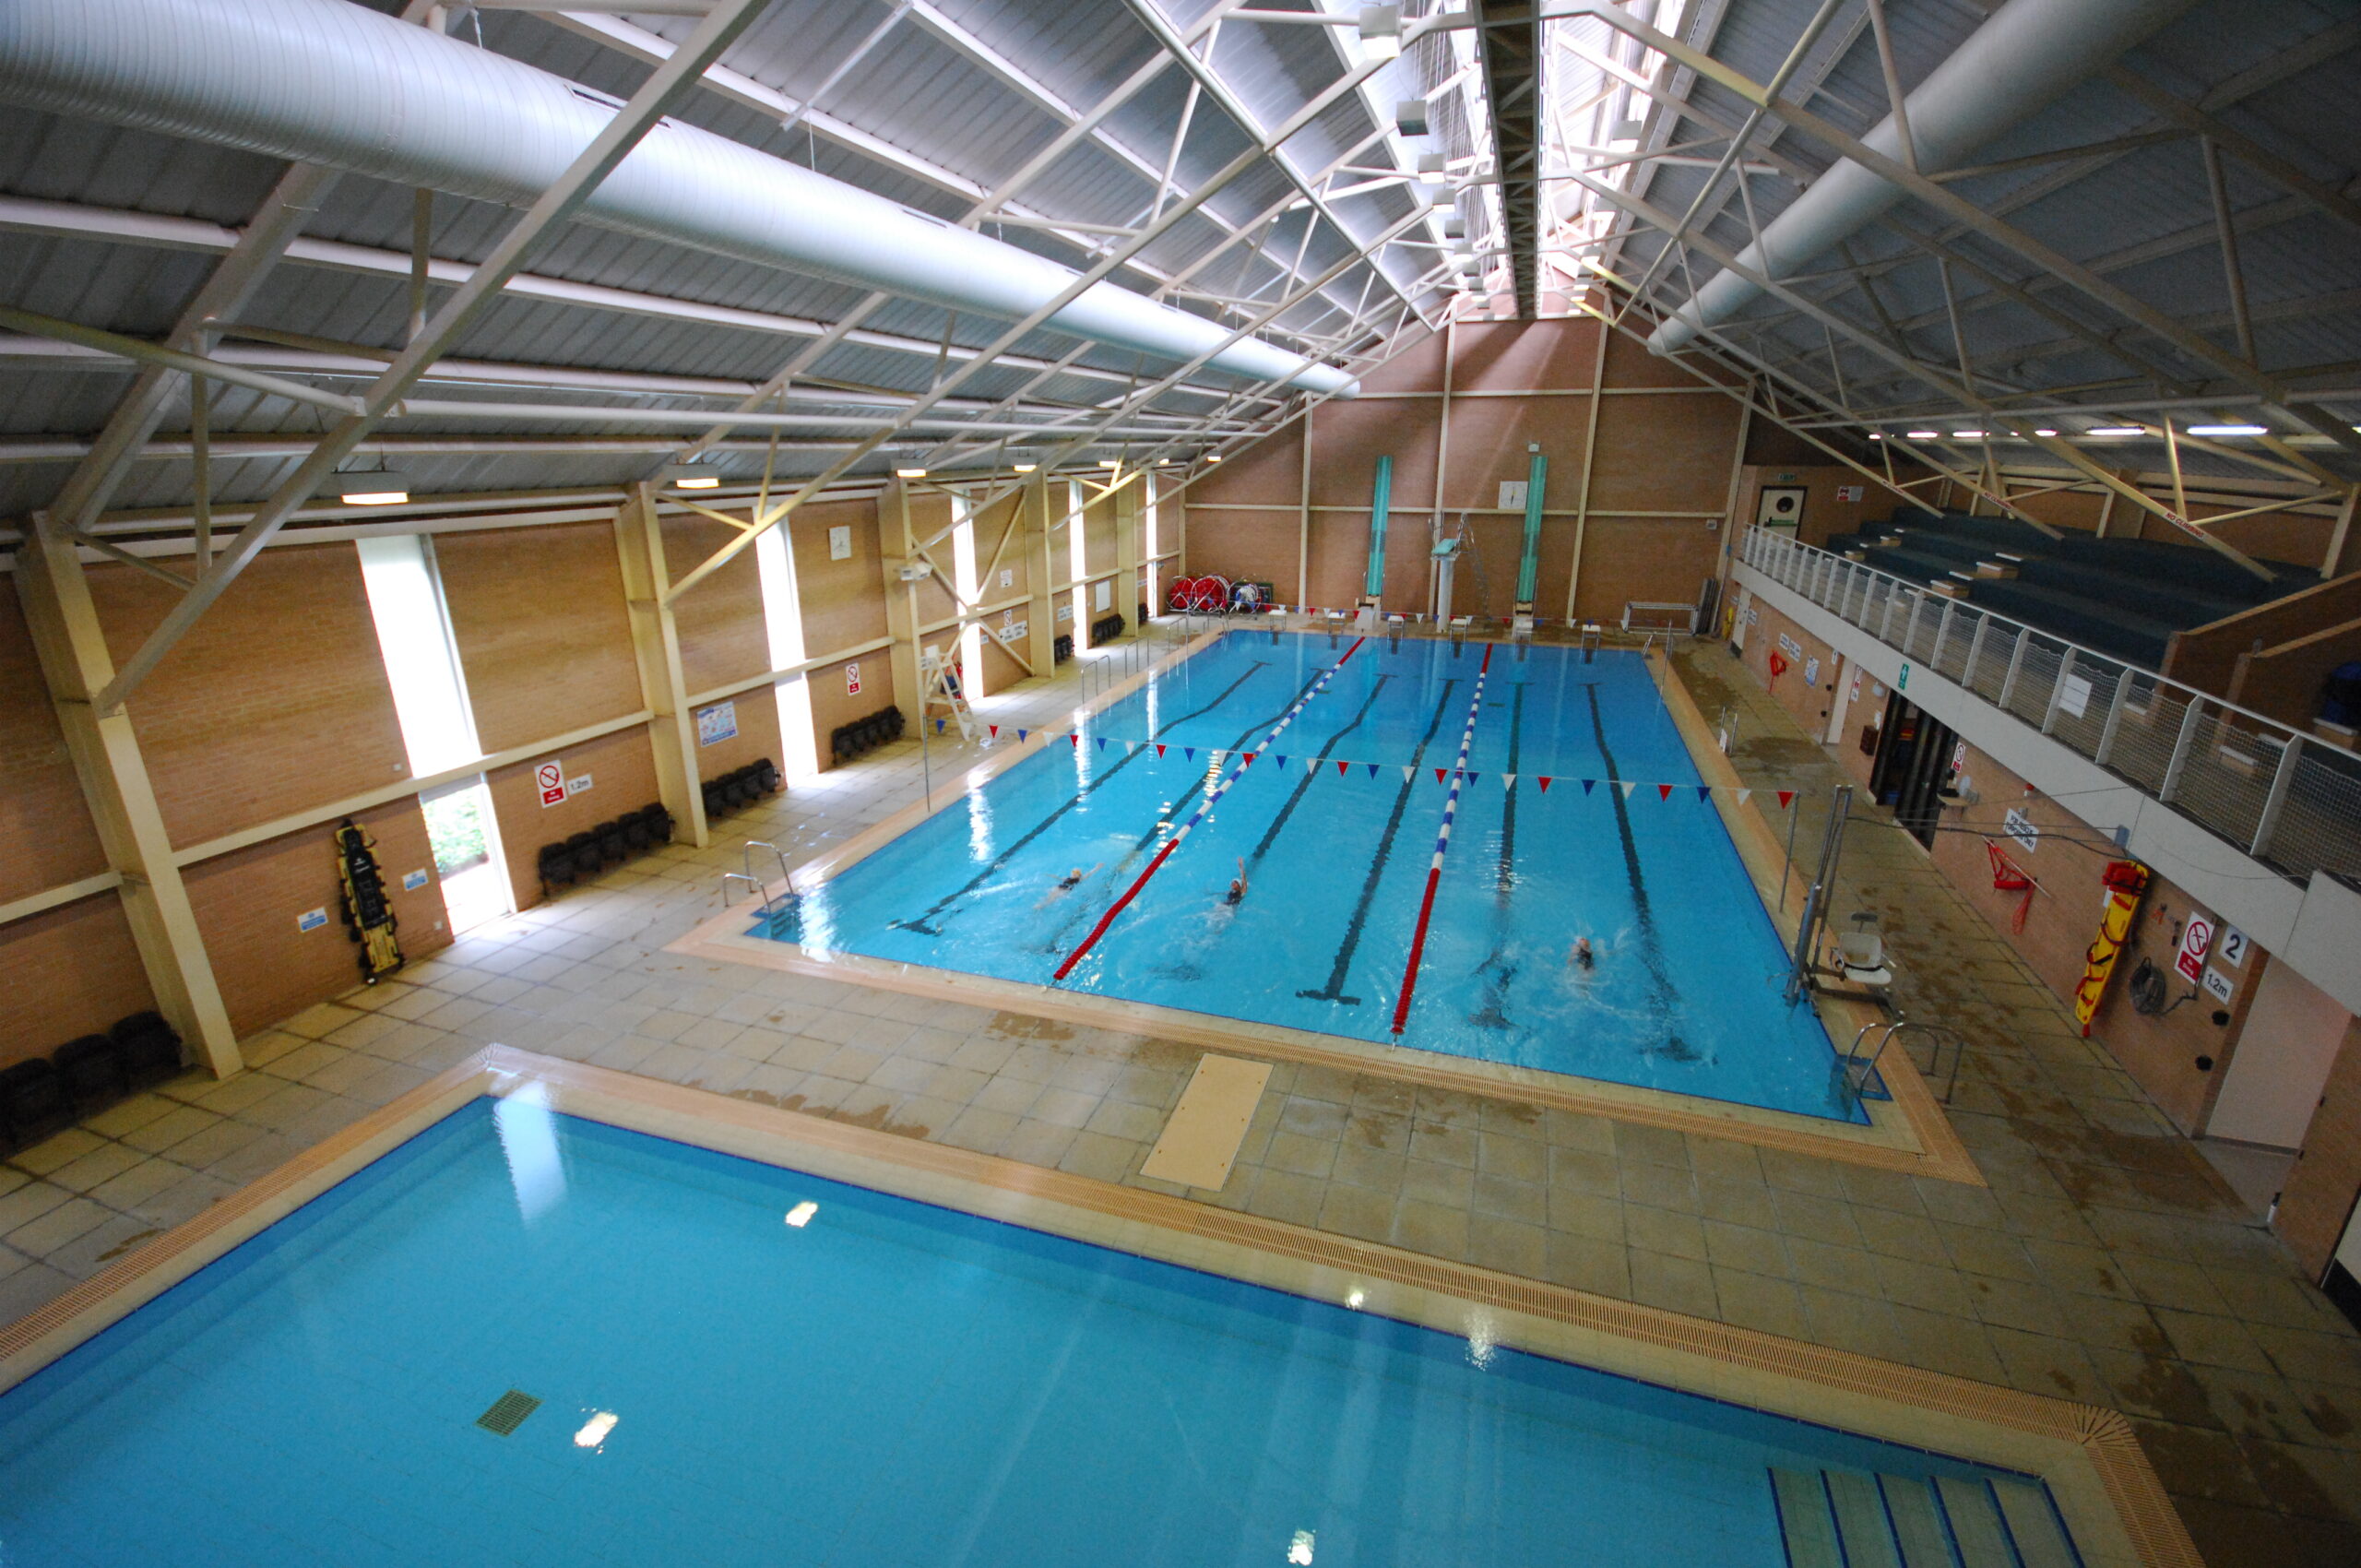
{"left": 672, "top": 629, "right": 1979, "bottom": 1185}
{"left": 0, "top": 1045, "right": 2195, "bottom": 1568}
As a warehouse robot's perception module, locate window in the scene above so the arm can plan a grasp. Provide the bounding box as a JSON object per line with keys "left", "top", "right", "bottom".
{"left": 754, "top": 525, "right": 820, "bottom": 776}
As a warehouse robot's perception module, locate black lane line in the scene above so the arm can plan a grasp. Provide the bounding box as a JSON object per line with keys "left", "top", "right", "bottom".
{"left": 1246, "top": 674, "right": 1392, "bottom": 867}
{"left": 887, "top": 660, "right": 1270, "bottom": 935}
{"left": 1298, "top": 676, "right": 1460, "bottom": 1006}
{"left": 1583, "top": 683, "right": 1695, "bottom": 1062}
{"left": 1040, "top": 664, "right": 1339, "bottom": 953}
{"left": 1469, "top": 681, "right": 1528, "bottom": 1030}
{"left": 1121, "top": 666, "right": 1333, "bottom": 854}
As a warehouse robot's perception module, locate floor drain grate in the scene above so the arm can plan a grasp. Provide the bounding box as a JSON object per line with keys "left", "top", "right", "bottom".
{"left": 475, "top": 1390, "right": 542, "bottom": 1436}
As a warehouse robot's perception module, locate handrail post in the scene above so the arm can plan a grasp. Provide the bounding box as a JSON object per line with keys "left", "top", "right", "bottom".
{"left": 2251, "top": 734, "right": 2304, "bottom": 861}
{"left": 2159, "top": 696, "right": 2207, "bottom": 803}
{"left": 1962, "top": 612, "right": 1989, "bottom": 692}
{"left": 1932, "top": 600, "right": 1957, "bottom": 672}
{"left": 2093, "top": 667, "right": 2132, "bottom": 768}
{"left": 2042, "top": 648, "right": 2078, "bottom": 735}
{"left": 1900, "top": 591, "right": 1924, "bottom": 656}
{"left": 1997, "top": 626, "right": 2028, "bottom": 709}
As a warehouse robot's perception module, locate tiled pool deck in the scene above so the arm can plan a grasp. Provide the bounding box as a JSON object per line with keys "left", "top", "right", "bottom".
{"left": 3, "top": 633, "right": 2355, "bottom": 1566}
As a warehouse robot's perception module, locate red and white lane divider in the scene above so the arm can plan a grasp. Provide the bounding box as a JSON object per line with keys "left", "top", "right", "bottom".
{"left": 1053, "top": 637, "right": 1367, "bottom": 982}
{"left": 1389, "top": 643, "right": 1494, "bottom": 1035}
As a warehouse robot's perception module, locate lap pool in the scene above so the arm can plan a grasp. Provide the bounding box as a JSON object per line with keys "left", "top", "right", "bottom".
{"left": 0, "top": 1096, "right": 2074, "bottom": 1565}
{"left": 755, "top": 632, "right": 1859, "bottom": 1122}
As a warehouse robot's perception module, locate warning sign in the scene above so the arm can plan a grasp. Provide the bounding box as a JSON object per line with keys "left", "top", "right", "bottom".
{"left": 2174, "top": 912, "right": 2214, "bottom": 983}
{"left": 537, "top": 760, "right": 567, "bottom": 808}
{"left": 846, "top": 662, "right": 861, "bottom": 696}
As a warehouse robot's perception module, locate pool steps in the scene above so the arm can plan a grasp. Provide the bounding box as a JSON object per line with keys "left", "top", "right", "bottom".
{"left": 1772, "top": 1466, "right": 2081, "bottom": 1567}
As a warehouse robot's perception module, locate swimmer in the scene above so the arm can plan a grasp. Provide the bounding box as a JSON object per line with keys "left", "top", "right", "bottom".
{"left": 1571, "top": 936, "right": 1595, "bottom": 968}
{"left": 1224, "top": 857, "right": 1247, "bottom": 907}
{"left": 1036, "top": 862, "right": 1100, "bottom": 908}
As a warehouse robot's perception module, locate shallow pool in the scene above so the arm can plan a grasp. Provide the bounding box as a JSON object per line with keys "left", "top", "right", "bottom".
{"left": 0, "top": 1100, "right": 2047, "bottom": 1564}
{"left": 760, "top": 633, "right": 1858, "bottom": 1121}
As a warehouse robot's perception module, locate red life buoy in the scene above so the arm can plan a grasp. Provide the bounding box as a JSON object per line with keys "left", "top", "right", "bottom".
{"left": 1767, "top": 651, "right": 1789, "bottom": 678}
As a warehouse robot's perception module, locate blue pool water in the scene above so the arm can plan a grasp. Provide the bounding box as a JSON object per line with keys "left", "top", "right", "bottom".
{"left": 0, "top": 1100, "right": 2023, "bottom": 1565}
{"left": 761, "top": 633, "right": 1857, "bottom": 1122}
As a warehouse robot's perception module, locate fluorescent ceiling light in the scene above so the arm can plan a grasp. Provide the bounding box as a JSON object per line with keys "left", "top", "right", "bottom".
{"left": 1013, "top": 463, "right": 1037, "bottom": 473}
{"left": 1904, "top": 431, "right": 1940, "bottom": 440}
{"left": 1394, "top": 98, "right": 1430, "bottom": 137}
{"left": 1099, "top": 457, "right": 1121, "bottom": 469}
{"left": 1866, "top": 433, "right": 1883, "bottom": 440}
{"left": 1952, "top": 430, "right": 1987, "bottom": 439}
{"left": 1205, "top": 453, "right": 1222, "bottom": 463}
{"left": 2084, "top": 426, "right": 2145, "bottom": 437}
{"left": 2033, "top": 429, "right": 2058, "bottom": 437}
{"left": 1417, "top": 152, "right": 1447, "bottom": 186}
{"left": 785, "top": 1200, "right": 818, "bottom": 1227}
{"left": 2186, "top": 423, "right": 2268, "bottom": 436}
{"left": 894, "top": 467, "right": 927, "bottom": 479}
{"left": 1358, "top": 4, "right": 1401, "bottom": 59}
{"left": 574, "top": 1411, "right": 618, "bottom": 1448}
{"left": 331, "top": 469, "right": 411, "bottom": 505}
{"left": 658, "top": 462, "right": 720, "bottom": 490}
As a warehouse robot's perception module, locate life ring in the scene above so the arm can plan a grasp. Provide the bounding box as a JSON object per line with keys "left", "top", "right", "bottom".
{"left": 1767, "top": 651, "right": 1789, "bottom": 678}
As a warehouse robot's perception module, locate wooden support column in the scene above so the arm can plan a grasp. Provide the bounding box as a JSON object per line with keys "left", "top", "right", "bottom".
{"left": 1116, "top": 475, "right": 1145, "bottom": 629}
{"left": 612, "top": 482, "right": 708, "bottom": 849}
{"left": 1023, "top": 474, "right": 1058, "bottom": 674}
{"left": 1562, "top": 313, "right": 1610, "bottom": 622}
{"left": 16, "top": 518, "right": 241, "bottom": 1076}
{"left": 876, "top": 477, "right": 926, "bottom": 731}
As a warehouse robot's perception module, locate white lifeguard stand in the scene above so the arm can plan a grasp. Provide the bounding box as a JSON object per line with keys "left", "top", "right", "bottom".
{"left": 919, "top": 645, "right": 979, "bottom": 743}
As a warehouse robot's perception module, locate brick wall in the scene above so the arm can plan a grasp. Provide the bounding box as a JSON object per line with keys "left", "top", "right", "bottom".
{"left": 793, "top": 496, "right": 895, "bottom": 760}
{"left": 0, "top": 582, "right": 108, "bottom": 902}
{"left": 90, "top": 546, "right": 410, "bottom": 849}
{"left": 0, "top": 893, "right": 153, "bottom": 1068}
{"left": 435, "top": 523, "right": 643, "bottom": 754}
{"left": 1183, "top": 316, "right": 1754, "bottom": 621}
{"left": 2278, "top": 1016, "right": 2361, "bottom": 1278}
{"left": 489, "top": 724, "right": 660, "bottom": 910}
{"left": 183, "top": 799, "right": 451, "bottom": 1038}
{"left": 1736, "top": 599, "right": 1843, "bottom": 739}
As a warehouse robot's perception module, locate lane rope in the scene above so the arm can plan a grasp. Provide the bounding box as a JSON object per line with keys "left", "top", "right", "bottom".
{"left": 1053, "top": 637, "right": 1367, "bottom": 982}
{"left": 1389, "top": 642, "right": 1494, "bottom": 1034}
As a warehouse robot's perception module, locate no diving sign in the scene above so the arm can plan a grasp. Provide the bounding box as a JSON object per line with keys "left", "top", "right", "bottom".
{"left": 537, "top": 760, "right": 567, "bottom": 808}
{"left": 2175, "top": 912, "right": 2214, "bottom": 983}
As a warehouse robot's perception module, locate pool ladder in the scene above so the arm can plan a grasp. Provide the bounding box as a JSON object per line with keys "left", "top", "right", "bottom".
{"left": 719, "top": 840, "right": 797, "bottom": 926}
{"left": 1842, "top": 1016, "right": 1966, "bottom": 1105}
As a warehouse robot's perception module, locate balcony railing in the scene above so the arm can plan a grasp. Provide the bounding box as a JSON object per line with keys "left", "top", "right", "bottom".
{"left": 1737, "top": 526, "right": 2361, "bottom": 886}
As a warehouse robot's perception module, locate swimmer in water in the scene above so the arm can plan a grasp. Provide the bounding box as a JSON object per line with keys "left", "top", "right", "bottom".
{"left": 1037, "top": 863, "right": 1100, "bottom": 908}
{"left": 1571, "top": 936, "right": 1595, "bottom": 968}
{"left": 1224, "top": 857, "right": 1247, "bottom": 907}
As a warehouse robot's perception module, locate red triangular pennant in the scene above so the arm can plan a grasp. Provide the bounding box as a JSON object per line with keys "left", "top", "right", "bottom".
{"left": 1069, "top": 732, "right": 1079, "bottom": 745}
{"left": 1777, "top": 790, "right": 1795, "bottom": 808}
{"left": 1241, "top": 751, "right": 1257, "bottom": 765}
{"left": 1155, "top": 742, "right": 1167, "bottom": 757}
{"left": 1435, "top": 767, "right": 1448, "bottom": 784}
{"left": 989, "top": 724, "right": 999, "bottom": 738}
{"left": 1335, "top": 759, "right": 1348, "bottom": 776}
{"left": 1657, "top": 784, "right": 1674, "bottom": 802}
{"left": 1537, "top": 776, "right": 1553, "bottom": 792}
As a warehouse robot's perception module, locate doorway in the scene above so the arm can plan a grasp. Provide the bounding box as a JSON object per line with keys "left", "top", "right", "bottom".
{"left": 1755, "top": 486, "right": 1806, "bottom": 535}
{"left": 421, "top": 776, "right": 511, "bottom": 934}
{"left": 1869, "top": 691, "right": 1960, "bottom": 849}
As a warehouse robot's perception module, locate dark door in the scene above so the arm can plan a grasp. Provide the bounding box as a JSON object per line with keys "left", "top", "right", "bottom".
{"left": 1869, "top": 693, "right": 1958, "bottom": 849}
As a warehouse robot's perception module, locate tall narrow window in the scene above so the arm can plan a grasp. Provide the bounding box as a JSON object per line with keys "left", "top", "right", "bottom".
{"left": 951, "top": 493, "right": 982, "bottom": 695}
{"left": 355, "top": 534, "right": 513, "bottom": 932}
{"left": 754, "top": 525, "right": 820, "bottom": 776}
{"left": 1069, "top": 479, "right": 1091, "bottom": 650}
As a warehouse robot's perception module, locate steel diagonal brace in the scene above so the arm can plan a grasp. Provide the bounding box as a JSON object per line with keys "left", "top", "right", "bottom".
{"left": 89, "top": 0, "right": 773, "bottom": 715}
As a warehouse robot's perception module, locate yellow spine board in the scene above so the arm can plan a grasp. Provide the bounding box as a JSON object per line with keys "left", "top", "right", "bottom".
{"left": 2072, "top": 861, "right": 2149, "bottom": 1037}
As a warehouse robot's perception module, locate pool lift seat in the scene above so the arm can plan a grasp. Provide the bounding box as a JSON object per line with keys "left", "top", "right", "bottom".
{"left": 1834, "top": 910, "right": 1892, "bottom": 992}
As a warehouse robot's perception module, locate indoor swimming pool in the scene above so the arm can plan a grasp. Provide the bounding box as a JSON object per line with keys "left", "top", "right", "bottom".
{"left": 755, "top": 632, "right": 1860, "bottom": 1122}
{"left": 0, "top": 1097, "right": 2074, "bottom": 1566}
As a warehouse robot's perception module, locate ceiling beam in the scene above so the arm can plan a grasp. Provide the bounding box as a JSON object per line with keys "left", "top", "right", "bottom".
{"left": 1474, "top": 0, "right": 1543, "bottom": 316}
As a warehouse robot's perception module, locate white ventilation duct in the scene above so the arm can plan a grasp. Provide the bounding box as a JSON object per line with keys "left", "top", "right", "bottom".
{"left": 0, "top": 0, "right": 1358, "bottom": 398}
{"left": 1643, "top": 0, "right": 2198, "bottom": 355}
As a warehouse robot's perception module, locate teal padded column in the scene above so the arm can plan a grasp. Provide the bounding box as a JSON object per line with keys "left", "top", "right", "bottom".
{"left": 1515, "top": 449, "right": 1547, "bottom": 603}
{"left": 1363, "top": 454, "right": 1392, "bottom": 600}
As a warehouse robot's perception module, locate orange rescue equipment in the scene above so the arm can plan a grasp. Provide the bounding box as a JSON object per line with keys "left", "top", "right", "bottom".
{"left": 2071, "top": 860, "right": 2150, "bottom": 1036}
{"left": 1987, "top": 842, "right": 2035, "bottom": 933}
{"left": 1767, "top": 650, "right": 1789, "bottom": 679}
